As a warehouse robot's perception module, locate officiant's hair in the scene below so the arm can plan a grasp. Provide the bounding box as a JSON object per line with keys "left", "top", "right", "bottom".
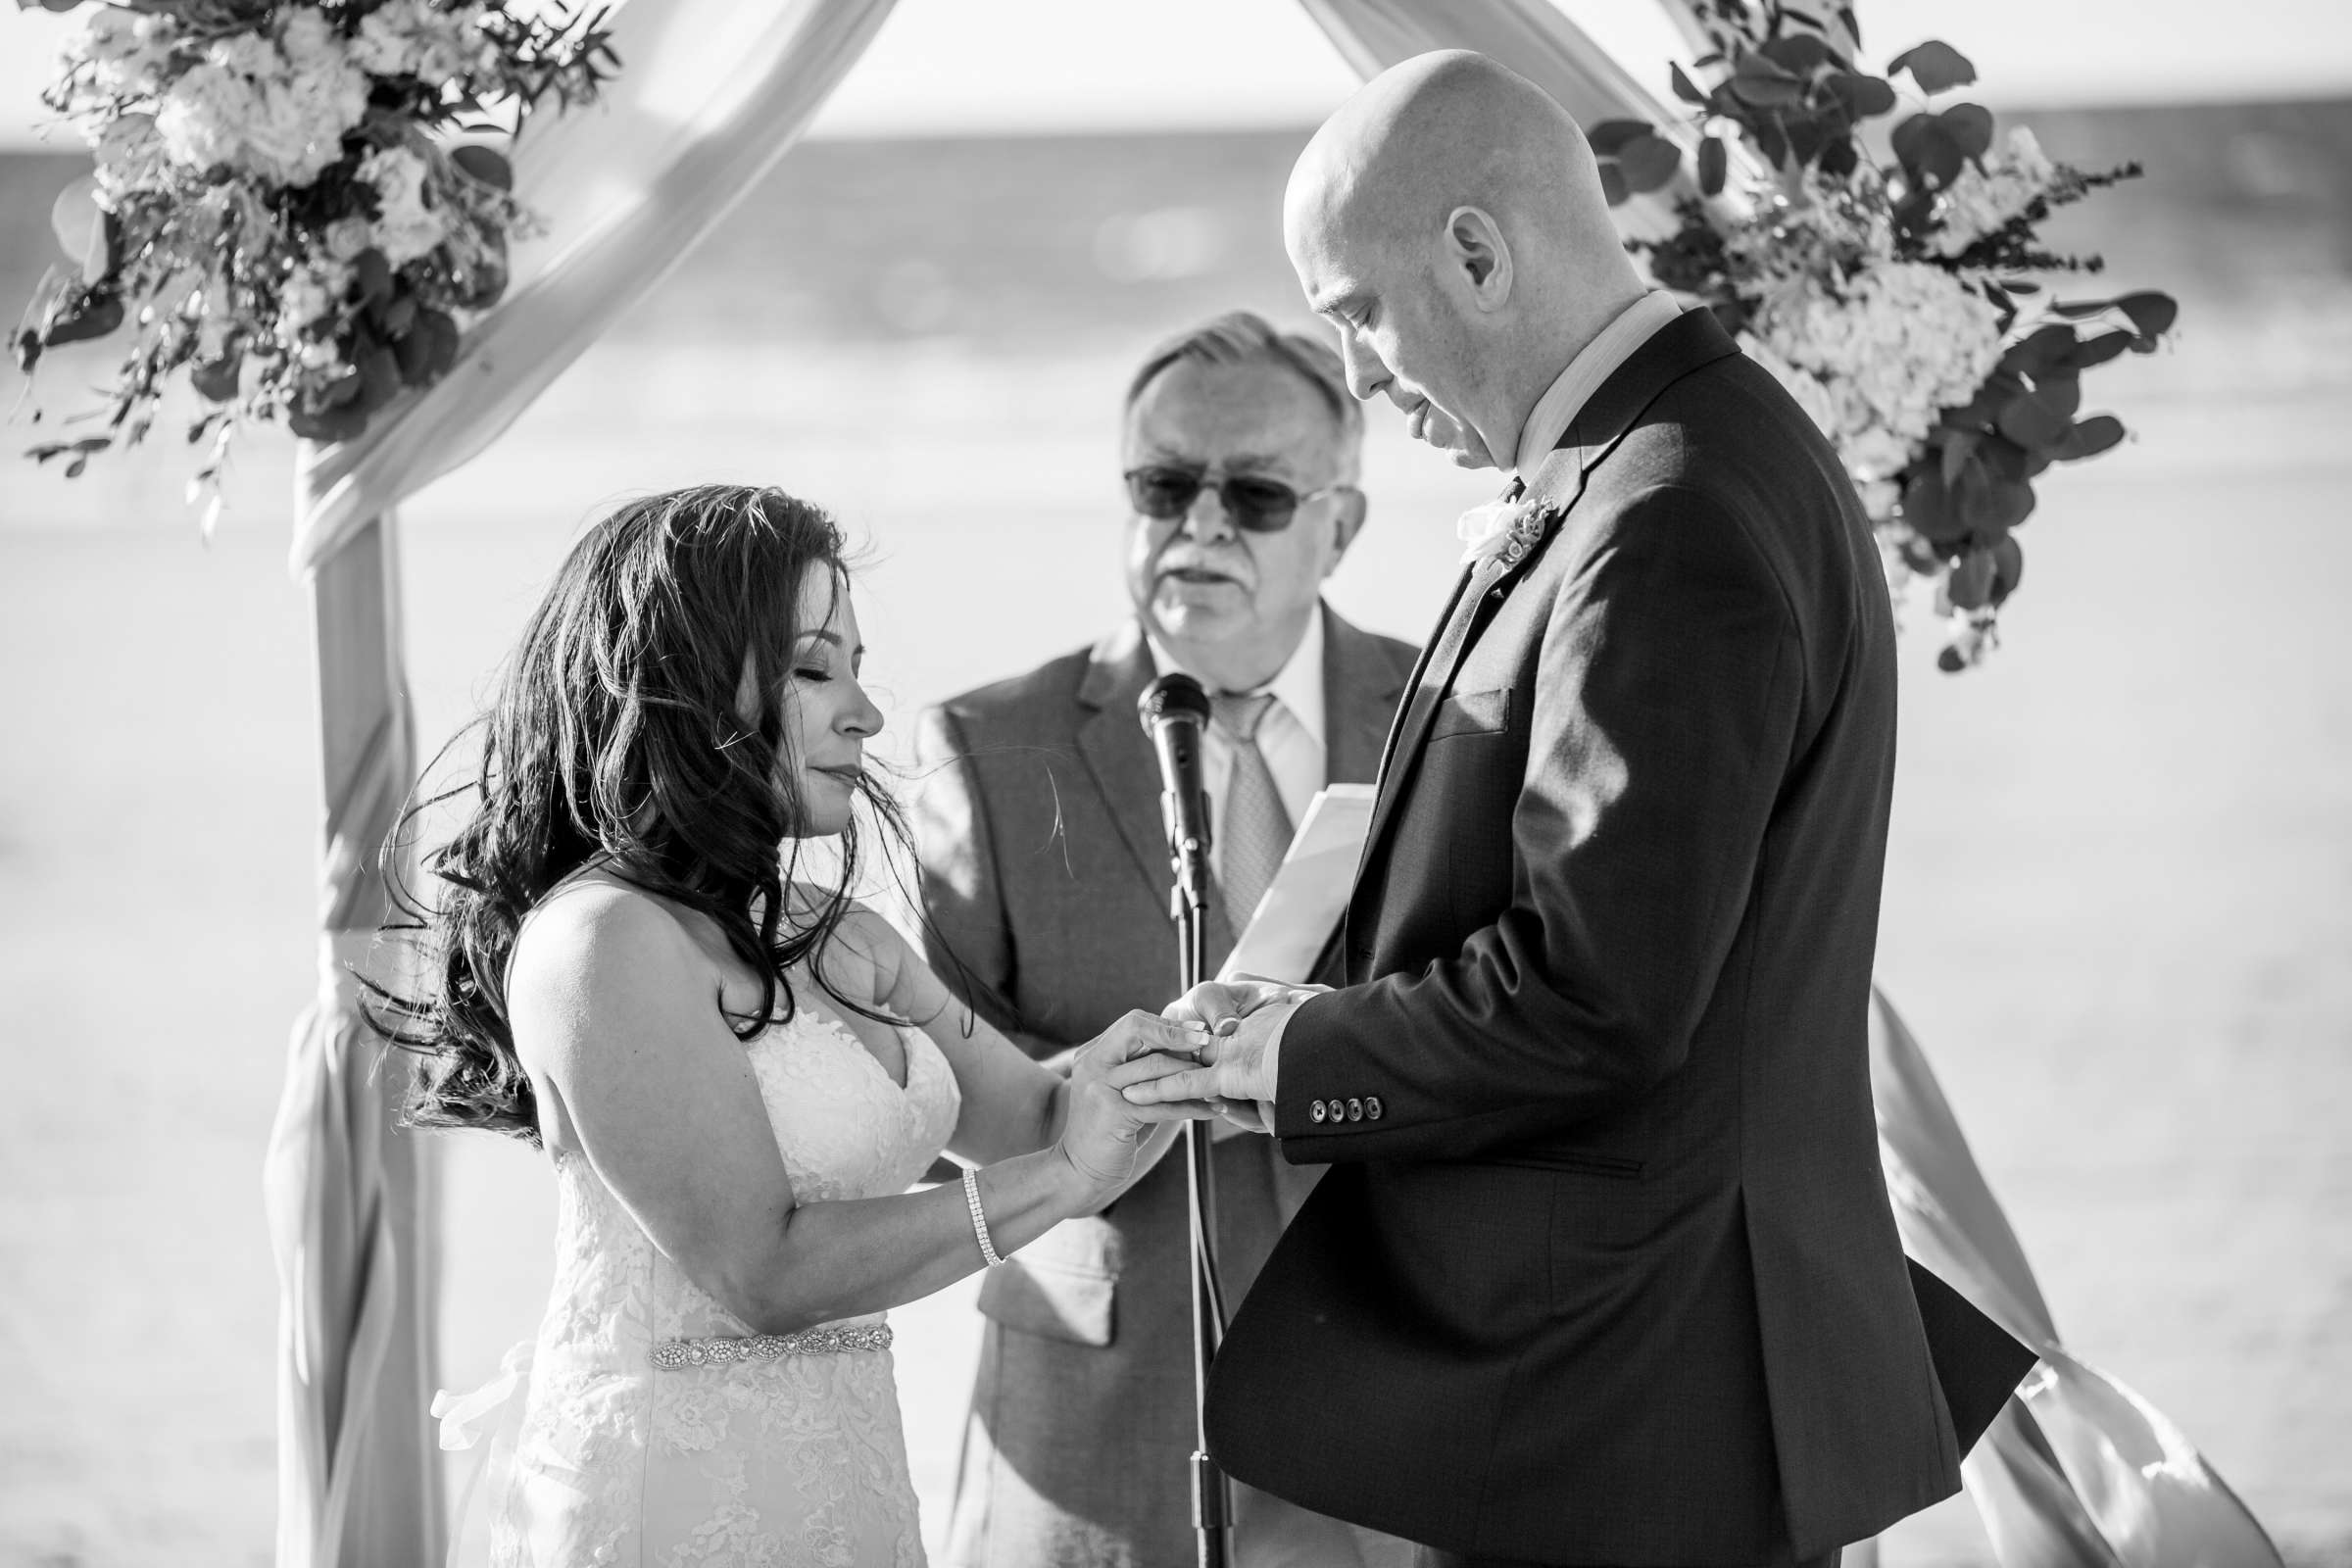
{"left": 374, "top": 483, "right": 914, "bottom": 1145}
{"left": 1125, "top": 310, "right": 1363, "bottom": 458}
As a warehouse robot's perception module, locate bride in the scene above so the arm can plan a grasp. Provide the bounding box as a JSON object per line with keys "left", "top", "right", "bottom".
{"left": 382, "top": 483, "right": 1208, "bottom": 1565}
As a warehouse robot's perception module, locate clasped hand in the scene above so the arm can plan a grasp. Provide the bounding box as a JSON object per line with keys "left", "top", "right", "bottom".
{"left": 1119, "top": 978, "right": 1318, "bottom": 1135}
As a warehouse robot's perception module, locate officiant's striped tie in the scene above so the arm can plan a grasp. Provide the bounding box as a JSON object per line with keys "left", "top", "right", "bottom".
{"left": 1211, "top": 691, "right": 1294, "bottom": 939}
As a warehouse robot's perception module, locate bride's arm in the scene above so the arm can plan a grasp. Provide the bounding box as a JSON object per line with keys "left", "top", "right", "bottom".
{"left": 510, "top": 886, "right": 1201, "bottom": 1338}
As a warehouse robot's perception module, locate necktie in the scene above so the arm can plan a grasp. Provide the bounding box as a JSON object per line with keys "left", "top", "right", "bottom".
{"left": 1210, "top": 690, "right": 1294, "bottom": 938}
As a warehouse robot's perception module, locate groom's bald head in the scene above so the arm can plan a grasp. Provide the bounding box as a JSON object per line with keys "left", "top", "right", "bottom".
{"left": 1284, "top": 51, "right": 1644, "bottom": 467}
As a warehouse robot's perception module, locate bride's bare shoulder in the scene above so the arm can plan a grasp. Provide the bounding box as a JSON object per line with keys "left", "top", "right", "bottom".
{"left": 509, "top": 873, "right": 710, "bottom": 1019}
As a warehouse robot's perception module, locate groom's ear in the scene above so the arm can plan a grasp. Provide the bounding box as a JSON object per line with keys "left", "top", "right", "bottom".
{"left": 1445, "top": 206, "right": 1512, "bottom": 310}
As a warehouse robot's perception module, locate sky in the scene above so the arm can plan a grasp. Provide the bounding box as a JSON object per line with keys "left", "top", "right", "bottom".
{"left": 3, "top": 0, "right": 2350, "bottom": 148}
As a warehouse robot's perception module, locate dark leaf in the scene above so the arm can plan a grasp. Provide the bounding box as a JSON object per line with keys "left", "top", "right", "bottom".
{"left": 44, "top": 290, "right": 123, "bottom": 347}
{"left": 357, "top": 346, "right": 403, "bottom": 412}
{"left": 1999, "top": 324, "right": 2075, "bottom": 377}
{"left": 2004, "top": 279, "right": 2042, "bottom": 294}
{"left": 1959, "top": 474, "right": 2036, "bottom": 532}
{"left": 1989, "top": 534, "right": 2025, "bottom": 606}
{"left": 1902, "top": 470, "right": 1968, "bottom": 545}
{"left": 1940, "top": 429, "right": 1981, "bottom": 488}
{"left": 1996, "top": 389, "right": 2073, "bottom": 449}
{"left": 14, "top": 327, "right": 39, "bottom": 374}
{"left": 1976, "top": 436, "right": 2033, "bottom": 483}
{"left": 1818, "top": 135, "right": 1859, "bottom": 179}
{"left": 2050, "top": 414, "right": 2126, "bottom": 461}
{"left": 1728, "top": 71, "right": 1806, "bottom": 109}
{"left": 1598, "top": 161, "right": 1630, "bottom": 208}
{"left": 1734, "top": 47, "right": 1801, "bottom": 81}
{"left": 2114, "top": 290, "right": 2179, "bottom": 341}
{"left": 1619, "top": 134, "right": 1684, "bottom": 194}
{"left": 351, "top": 248, "right": 391, "bottom": 307}
{"left": 289, "top": 398, "right": 368, "bottom": 444}
{"left": 1887, "top": 39, "right": 1978, "bottom": 94}
{"left": 190, "top": 352, "right": 242, "bottom": 403}
{"left": 1937, "top": 644, "right": 1970, "bottom": 673}
{"left": 379, "top": 294, "right": 418, "bottom": 339}
{"left": 2048, "top": 298, "right": 2116, "bottom": 319}
{"left": 1826, "top": 71, "right": 1897, "bottom": 117}
{"left": 1588, "top": 119, "right": 1656, "bottom": 156}
{"left": 394, "top": 308, "right": 460, "bottom": 386}
{"left": 1759, "top": 33, "right": 1836, "bottom": 76}
{"left": 1890, "top": 114, "right": 1962, "bottom": 189}
{"left": 2062, "top": 331, "right": 2136, "bottom": 371}
{"left": 1937, "top": 102, "right": 1995, "bottom": 160}
{"left": 1698, "top": 134, "right": 1728, "bottom": 196}
{"left": 450, "top": 143, "right": 514, "bottom": 191}
{"left": 2034, "top": 374, "right": 2082, "bottom": 419}
{"left": 1948, "top": 546, "right": 1997, "bottom": 610}
{"left": 1670, "top": 61, "right": 1708, "bottom": 105}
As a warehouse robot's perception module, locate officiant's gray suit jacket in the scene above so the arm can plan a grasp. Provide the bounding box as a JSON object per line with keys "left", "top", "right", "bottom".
{"left": 911, "top": 604, "right": 1415, "bottom": 1568}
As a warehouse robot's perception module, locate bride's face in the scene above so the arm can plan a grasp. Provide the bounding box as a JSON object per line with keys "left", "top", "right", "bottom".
{"left": 743, "top": 563, "right": 883, "bottom": 838}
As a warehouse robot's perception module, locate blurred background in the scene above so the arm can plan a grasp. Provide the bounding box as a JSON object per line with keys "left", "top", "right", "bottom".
{"left": 2, "top": 1, "right": 2349, "bottom": 1563}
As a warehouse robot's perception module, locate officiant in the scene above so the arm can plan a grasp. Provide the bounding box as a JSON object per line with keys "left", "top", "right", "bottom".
{"left": 911, "top": 311, "right": 1419, "bottom": 1568}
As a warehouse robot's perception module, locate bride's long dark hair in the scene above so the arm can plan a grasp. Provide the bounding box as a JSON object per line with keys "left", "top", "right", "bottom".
{"left": 376, "top": 483, "right": 907, "bottom": 1145}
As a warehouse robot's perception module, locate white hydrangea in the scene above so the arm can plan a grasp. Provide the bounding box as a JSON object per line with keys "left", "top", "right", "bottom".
{"left": 356, "top": 145, "right": 447, "bottom": 265}
{"left": 1931, "top": 127, "right": 2058, "bottom": 259}
{"left": 1747, "top": 262, "right": 2004, "bottom": 496}
{"left": 152, "top": 23, "right": 366, "bottom": 188}
{"left": 351, "top": 0, "right": 489, "bottom": 84}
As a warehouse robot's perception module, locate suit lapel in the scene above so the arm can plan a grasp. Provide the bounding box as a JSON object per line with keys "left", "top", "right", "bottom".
{"left": 1350, "top": 307, "right": 1742, "bottom": 894}
{"left": 1320, "top": 604, "right": 1412, "bottom": 786}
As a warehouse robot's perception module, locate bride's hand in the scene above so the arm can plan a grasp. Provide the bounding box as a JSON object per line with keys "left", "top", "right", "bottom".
{"left": 1056, "top": 1011, "right": 1217, "bottom": 1194}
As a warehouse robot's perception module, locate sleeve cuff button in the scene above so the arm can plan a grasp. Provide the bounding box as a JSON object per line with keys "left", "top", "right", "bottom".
{"left": 1364, "top": 1097, "right": 1384, "bottom": 1120}
{"left": 1309, "top": 1101, "right": 1328, "bottom": 1124}
{"left": 1346, "top": 1098, "right": 1364, "bottom": 1121}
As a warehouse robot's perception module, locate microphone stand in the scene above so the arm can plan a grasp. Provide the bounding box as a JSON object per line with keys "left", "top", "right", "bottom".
{"left": 1162, "top": 789, "right": 1233, "bottom": 1568}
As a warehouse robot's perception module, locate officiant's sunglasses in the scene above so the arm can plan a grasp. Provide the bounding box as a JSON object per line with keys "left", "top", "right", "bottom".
{"left": 1123, "top": 466, "right": 1351, "bottom": 533}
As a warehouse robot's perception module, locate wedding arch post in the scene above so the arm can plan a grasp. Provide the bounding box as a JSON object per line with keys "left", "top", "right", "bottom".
{"left": 264, "top": 494, "right": 439, "bottom": 1566}
{"left": 260, "top": 1, "right": 900, "bottom": 1560}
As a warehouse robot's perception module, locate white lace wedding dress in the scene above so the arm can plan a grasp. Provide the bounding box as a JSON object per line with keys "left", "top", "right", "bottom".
{"left": 441, "top": 1005, "right": 961, "bottom": 1567}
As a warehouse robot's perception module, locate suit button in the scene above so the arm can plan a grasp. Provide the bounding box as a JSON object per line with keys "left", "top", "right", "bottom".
{"left": 1364, "top": 1097, "right": 1384, "bottom": 1121}
{"left": 1347, "top": 1098, "right": 1364, "bottom": 1122}
{"left": 1325, "top": 1099, "right": 1347, "bottom": 1123}
{"left": 1309, "top": 1100, "right": 1328, "bottom": 1124}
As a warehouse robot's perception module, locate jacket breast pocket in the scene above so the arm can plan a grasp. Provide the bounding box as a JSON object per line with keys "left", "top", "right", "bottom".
{"left": 1430, "top": 686, "right": 1512, "bottom": 741}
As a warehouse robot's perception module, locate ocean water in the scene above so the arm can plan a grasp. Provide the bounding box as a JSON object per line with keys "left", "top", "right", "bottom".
{"left": 2, "top": 115, "right": 2350, "bottom": 1565}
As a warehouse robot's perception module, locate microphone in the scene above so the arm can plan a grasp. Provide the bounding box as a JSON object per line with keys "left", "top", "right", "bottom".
{"left": 1138, "top": 672, "right": 1215, "bottom": 918}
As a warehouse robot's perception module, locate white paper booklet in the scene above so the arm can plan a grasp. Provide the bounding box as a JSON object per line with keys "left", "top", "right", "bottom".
{"left": 1217, "top": 783, "right": 1377, "bottom": 984}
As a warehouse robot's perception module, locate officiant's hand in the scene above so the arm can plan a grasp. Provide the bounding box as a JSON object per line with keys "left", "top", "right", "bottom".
{"left": 1126, "top": 980, "right": 1315, "bottom": 1133}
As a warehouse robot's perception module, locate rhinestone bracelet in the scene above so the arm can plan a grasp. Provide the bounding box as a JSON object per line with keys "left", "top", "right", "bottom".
{"left": 962, "top": 1166, "right": 1004, "bottom": 1267}
{"left": 649, "top": 1321, "right": 892, "bottom": 1370}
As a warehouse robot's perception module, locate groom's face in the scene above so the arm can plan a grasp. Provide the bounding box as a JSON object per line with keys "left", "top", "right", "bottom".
{"left": 1288, "top": 209, "right": 1494, "bottom": 470}
{"left": 1122, "top": 358, "right": 1358, "bottom": 661}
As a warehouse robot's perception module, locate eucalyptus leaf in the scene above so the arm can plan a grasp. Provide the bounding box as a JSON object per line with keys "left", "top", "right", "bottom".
{"left": 1671, "top": 62, "right": 1708, "bottom": 105}
{"left": 2115, "top": 291, "right": 2179, "bottom": 341}
{"left": 1698, "top": 135, "right": 1728, "bottom": 197}
{"left": 1598, "top": 161, "right": 1630, "bottom": 208}
{"left": 1990, "top": 535, "right": 2025, "bottom": 606}
{"left": 1938, "top": 103, "right": 1995, "bottom": 159}
{"left": 1887, "top": 39, "right": 1978, "bottom": 94}
{"left": 1948, "top": 546, "right": 1997, "bottom": 611}
{"left": 1589, "top": 120, "right": 1655, "bottom": 156}
{"left": 2051, "top": 414, "right": 2126, "bottom": 461}
{"left": 1619, "top": 135, "right": 1685, "bottom": 194}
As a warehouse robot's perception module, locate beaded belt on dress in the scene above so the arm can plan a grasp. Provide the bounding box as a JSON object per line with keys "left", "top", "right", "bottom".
{"left": 650, "top": 1321, "right": 892, "bottom": 1370}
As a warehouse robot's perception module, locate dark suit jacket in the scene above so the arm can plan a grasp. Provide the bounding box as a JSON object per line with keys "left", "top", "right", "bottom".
{"left": 912, "top": 605, "right": 1418, "bottom": 1568}
{"left": 1202, "top": 311, "right": 1966, "bottom": 1565}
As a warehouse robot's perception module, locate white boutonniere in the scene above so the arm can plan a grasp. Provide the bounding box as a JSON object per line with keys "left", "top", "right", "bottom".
{"left": 1455, "top": 496, "right": 1552, "bottom": 568}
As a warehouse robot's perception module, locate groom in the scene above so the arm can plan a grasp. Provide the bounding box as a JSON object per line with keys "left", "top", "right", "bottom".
{"left": 1128, "top": 52, "right": 2026, "bottom": 1568}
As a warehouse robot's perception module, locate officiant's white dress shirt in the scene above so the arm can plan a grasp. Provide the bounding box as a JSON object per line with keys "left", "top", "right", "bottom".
{"left": 1147, "top": 607, "right": 1326, "bottom": 893}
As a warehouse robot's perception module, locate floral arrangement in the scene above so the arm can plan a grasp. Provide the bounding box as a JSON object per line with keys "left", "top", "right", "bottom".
{"left": 13, "top": 0, "right": 616, "bottom": 514}
{"left": 1592, "top": 0, "right": 2177, "bottom": 668}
